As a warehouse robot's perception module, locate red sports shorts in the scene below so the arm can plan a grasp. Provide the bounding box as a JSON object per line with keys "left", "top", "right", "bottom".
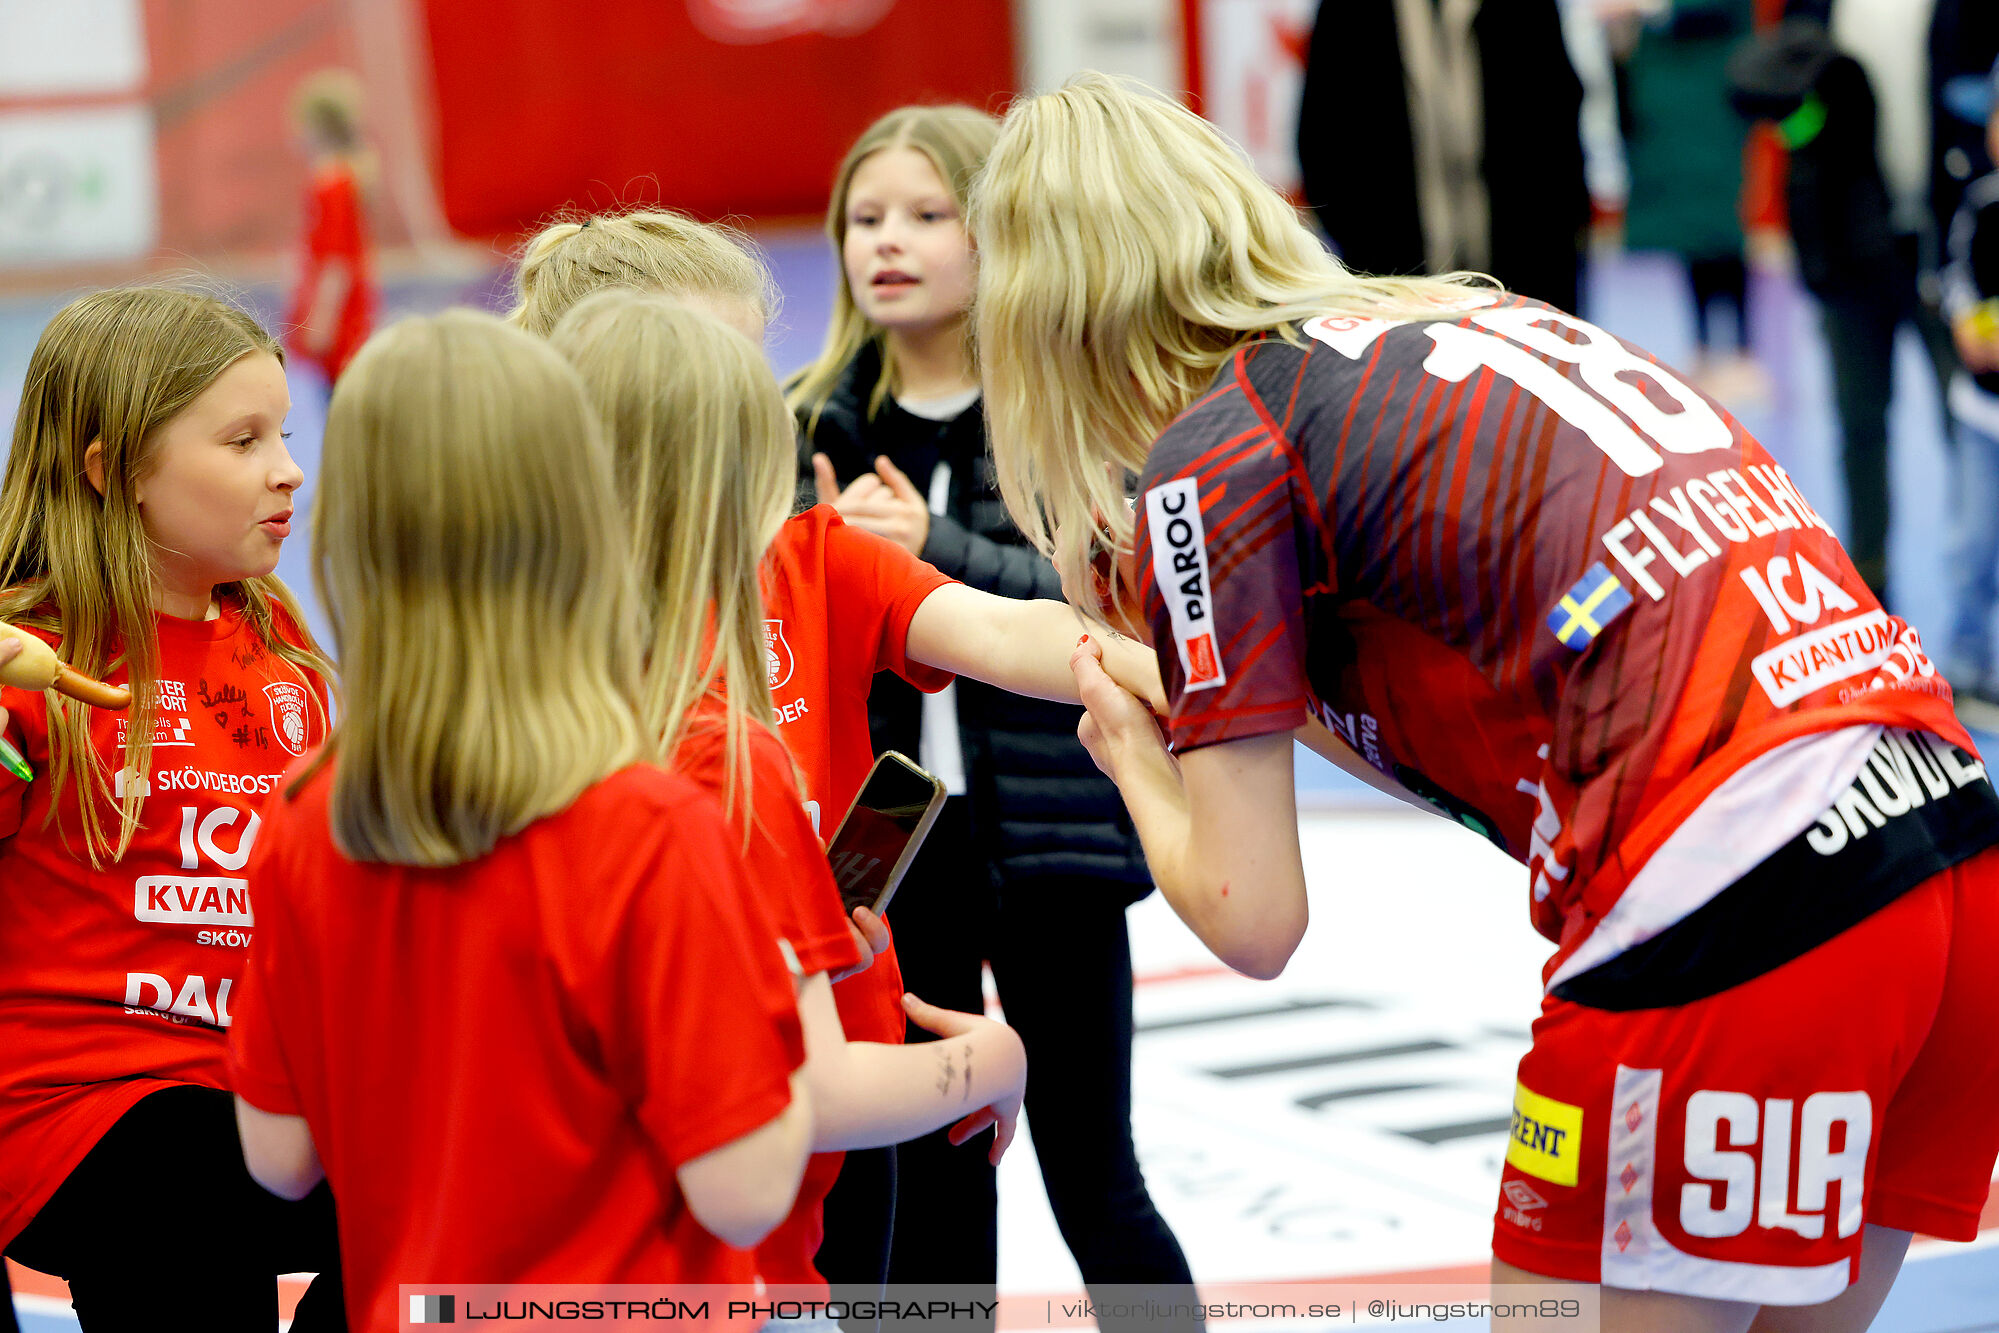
{"left": 1490, "top": 845, "right": 1999, "bottom": 1305}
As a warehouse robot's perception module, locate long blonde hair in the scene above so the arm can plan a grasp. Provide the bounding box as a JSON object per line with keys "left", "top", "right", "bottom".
{"left": 785, "top": 104, "right": 999, "bottom": 429}
{"left": 971, "top": 74, "right": 1496, "bottom": 624}
{"left": 506, "top": 208, "right": 777, "bottom": 338}
{"left": 549, "top": 290, "right": 791, "bottom": 823}
{"left": 313, "top": 310, "right": 649, "bottom": 865}
{"left": 0, "top": 287, "right": 333, "bottom": 865}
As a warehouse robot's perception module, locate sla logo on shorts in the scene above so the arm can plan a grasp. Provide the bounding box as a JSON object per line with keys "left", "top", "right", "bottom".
{"left": 1508, "top": 1081, "right": 1583, "bottom": 1186}
{"left": 765, "top": 620, "right": 795, "bottom": 690}
{"left": 1145, "top": 477, "right": 1226, "bottom": 692}
{"left": 265, "top": 683, "right": 309, "bottom": 757}
{"left": 1681, "top": 1090, "right": 1871, "bottom": 1240}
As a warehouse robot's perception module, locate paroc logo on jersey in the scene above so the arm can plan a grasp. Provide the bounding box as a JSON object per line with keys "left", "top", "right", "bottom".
{"left": 1146, "top": 478, "right": 1226, "bottom": 692}
{"left": 265, "top": 683, "right": 308, "bottom": 757}
{"left": 765, "top": 620, "right": 795, "bottom": 690}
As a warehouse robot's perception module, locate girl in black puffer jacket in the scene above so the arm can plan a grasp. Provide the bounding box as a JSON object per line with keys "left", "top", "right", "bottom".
{"left": 789, "top": 104, "right": 1199, "bottom": 1332}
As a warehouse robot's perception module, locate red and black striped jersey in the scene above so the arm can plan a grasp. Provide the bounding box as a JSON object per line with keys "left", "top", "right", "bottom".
{"left": 1133, "top": 295, "right": 1973, "bottom": 958}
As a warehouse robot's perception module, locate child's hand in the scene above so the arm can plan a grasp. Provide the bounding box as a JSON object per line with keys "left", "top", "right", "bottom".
{"left": 901, "top": 993, "right": 1027, "bottom": 1166}
{"left": 829, "top": 905, "right": 891, "bottom": 983}
{"left": 811, "top": 453, "right": 840, "bottom": 506}
{"left": 817, "top": 454, "right": 931, "bottom": 555}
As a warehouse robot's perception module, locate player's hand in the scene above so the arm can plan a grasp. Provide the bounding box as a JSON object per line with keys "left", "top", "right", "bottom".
{"left": 1073, "top": 636, "right": 1170, "bottom": 784}
{"left": 823, "top": 455, "right": 930, "bottom": 555}
{"left": 901, "top": 993, "right": 1026, "bottom": 1166}
{"left": 829, "top": 905, "right": 890, "bottom": 983}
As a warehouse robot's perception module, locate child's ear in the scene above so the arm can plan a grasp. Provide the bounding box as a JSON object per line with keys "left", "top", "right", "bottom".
{"left": 83, "top": 440, "right": 108, "bottom": 497}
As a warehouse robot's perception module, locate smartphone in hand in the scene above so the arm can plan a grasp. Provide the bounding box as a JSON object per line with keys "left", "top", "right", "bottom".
{"left": 825, "top": 751, "right": 947, "bottom": 916}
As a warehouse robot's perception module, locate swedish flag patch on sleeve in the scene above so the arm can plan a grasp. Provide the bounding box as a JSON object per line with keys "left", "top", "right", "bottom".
{"left": 1547, "top": 563, "right": 1634, "bottom": 651}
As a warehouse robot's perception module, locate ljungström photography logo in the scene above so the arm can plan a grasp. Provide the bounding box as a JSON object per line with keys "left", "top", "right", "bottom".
{"left": 409, "top": 1293, "right": 455, "bottom": 1324}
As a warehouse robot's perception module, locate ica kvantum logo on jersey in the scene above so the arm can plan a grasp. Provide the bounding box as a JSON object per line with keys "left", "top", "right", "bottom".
{"left": 765, "top": 620, "right": 795, "bottom": 690}
{"left": 1145, "top": 478, "right": 1226, "bottom": 692}
{"left": 265, "top": 683, "right": 309, "bottom": 757}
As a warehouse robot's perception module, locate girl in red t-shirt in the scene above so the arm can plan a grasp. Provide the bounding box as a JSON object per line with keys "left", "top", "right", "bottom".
{"left": 0, "top": 288, "right": 342, "bottom": 1329}
{"left": 550, "top": 290, "right": 1030, "bottom": 1295}
{"left": 226, "top": 311, "right": 812, "bottom": 1333}
{"left": 283, "top": 70, "right": 377, "bottom": 383}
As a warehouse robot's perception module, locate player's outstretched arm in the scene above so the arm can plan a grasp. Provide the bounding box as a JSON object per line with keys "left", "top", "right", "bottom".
{"left": 796, "top": 974, "right": 1027, "bottom": 1164}
{"left": 906, "top": 583, "right": 1166, "bottom": 710}
{"left": 1073, "top": 643, "right": 1308, "bottom": 980}
{"left": 1294, "top": 716, "right": 1430, "bottom": 811}
{"left": 676, "top": 1071, "right": 814, "bottom": 1249}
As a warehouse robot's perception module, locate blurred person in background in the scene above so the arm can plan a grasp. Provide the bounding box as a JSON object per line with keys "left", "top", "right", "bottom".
{"left": 1931, "top": 0, "right": 1999, "bottom": 254}
{"left": 1297, "top": 0, "right": 1590, "bottom": 314}
{"left": 1612, "top": 0, "right": 1771, "bottom": 405}
{"left": 1939, "top": 59, "right": 1999, "bottom": 728}
{"left": 791, "top": 107, "right": 1199, "bottom": 1328}
{"left": 1560, "top": 0, "right": 1634, "bottom": 245}
{"left": 1731, "top": 1, "right": 1956, "bottom": 605}
{"left": 284, "top": 70, "right": 378, "bottom": 385}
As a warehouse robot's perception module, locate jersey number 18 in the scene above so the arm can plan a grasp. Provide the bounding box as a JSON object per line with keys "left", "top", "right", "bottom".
{"left": 1422, "top": 306, "right": 1733, "bottom": 478}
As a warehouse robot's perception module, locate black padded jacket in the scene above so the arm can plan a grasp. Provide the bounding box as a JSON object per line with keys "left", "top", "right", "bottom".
{"left": 795, "top": 342, "right": 1152, "bottom": 897}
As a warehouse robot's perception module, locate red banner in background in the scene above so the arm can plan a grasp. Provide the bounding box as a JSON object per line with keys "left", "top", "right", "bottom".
{"left": 419, "top": 0, "right": 1016, "bottom": 235}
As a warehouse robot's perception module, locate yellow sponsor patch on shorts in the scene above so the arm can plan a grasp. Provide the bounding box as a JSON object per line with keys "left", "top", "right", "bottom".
{"left": 1507, "top": 1081, "right": 1583, "bottom": 1187}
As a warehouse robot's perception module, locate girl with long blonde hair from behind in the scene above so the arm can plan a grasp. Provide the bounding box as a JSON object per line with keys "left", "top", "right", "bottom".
{"left": 310, "top": 310, "right": 651, "bottom": 864}
{"left": 548, "top": 288, "right": 1028, "bottom": 1297}
{"left": 548, "top": 290, "right": 791, "bottom": 816}
{"left": 227, "top": 311, "right": 815, "bottom": 1331}
{"left": 980, "top": 75, "right": 1999, "bottom": 1333}
{"left": 0, "top": 286, "right": 343, "bottom": 1330}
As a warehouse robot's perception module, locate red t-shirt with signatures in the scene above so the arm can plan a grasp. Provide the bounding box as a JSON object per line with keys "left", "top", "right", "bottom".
{"left": 0, "top": 601, "right": 329, "bottom": 1247}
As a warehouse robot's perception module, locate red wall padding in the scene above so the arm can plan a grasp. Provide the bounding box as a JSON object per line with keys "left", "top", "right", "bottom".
{"left": 419, "top": 0, "right": 1016, "bottom": 236}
